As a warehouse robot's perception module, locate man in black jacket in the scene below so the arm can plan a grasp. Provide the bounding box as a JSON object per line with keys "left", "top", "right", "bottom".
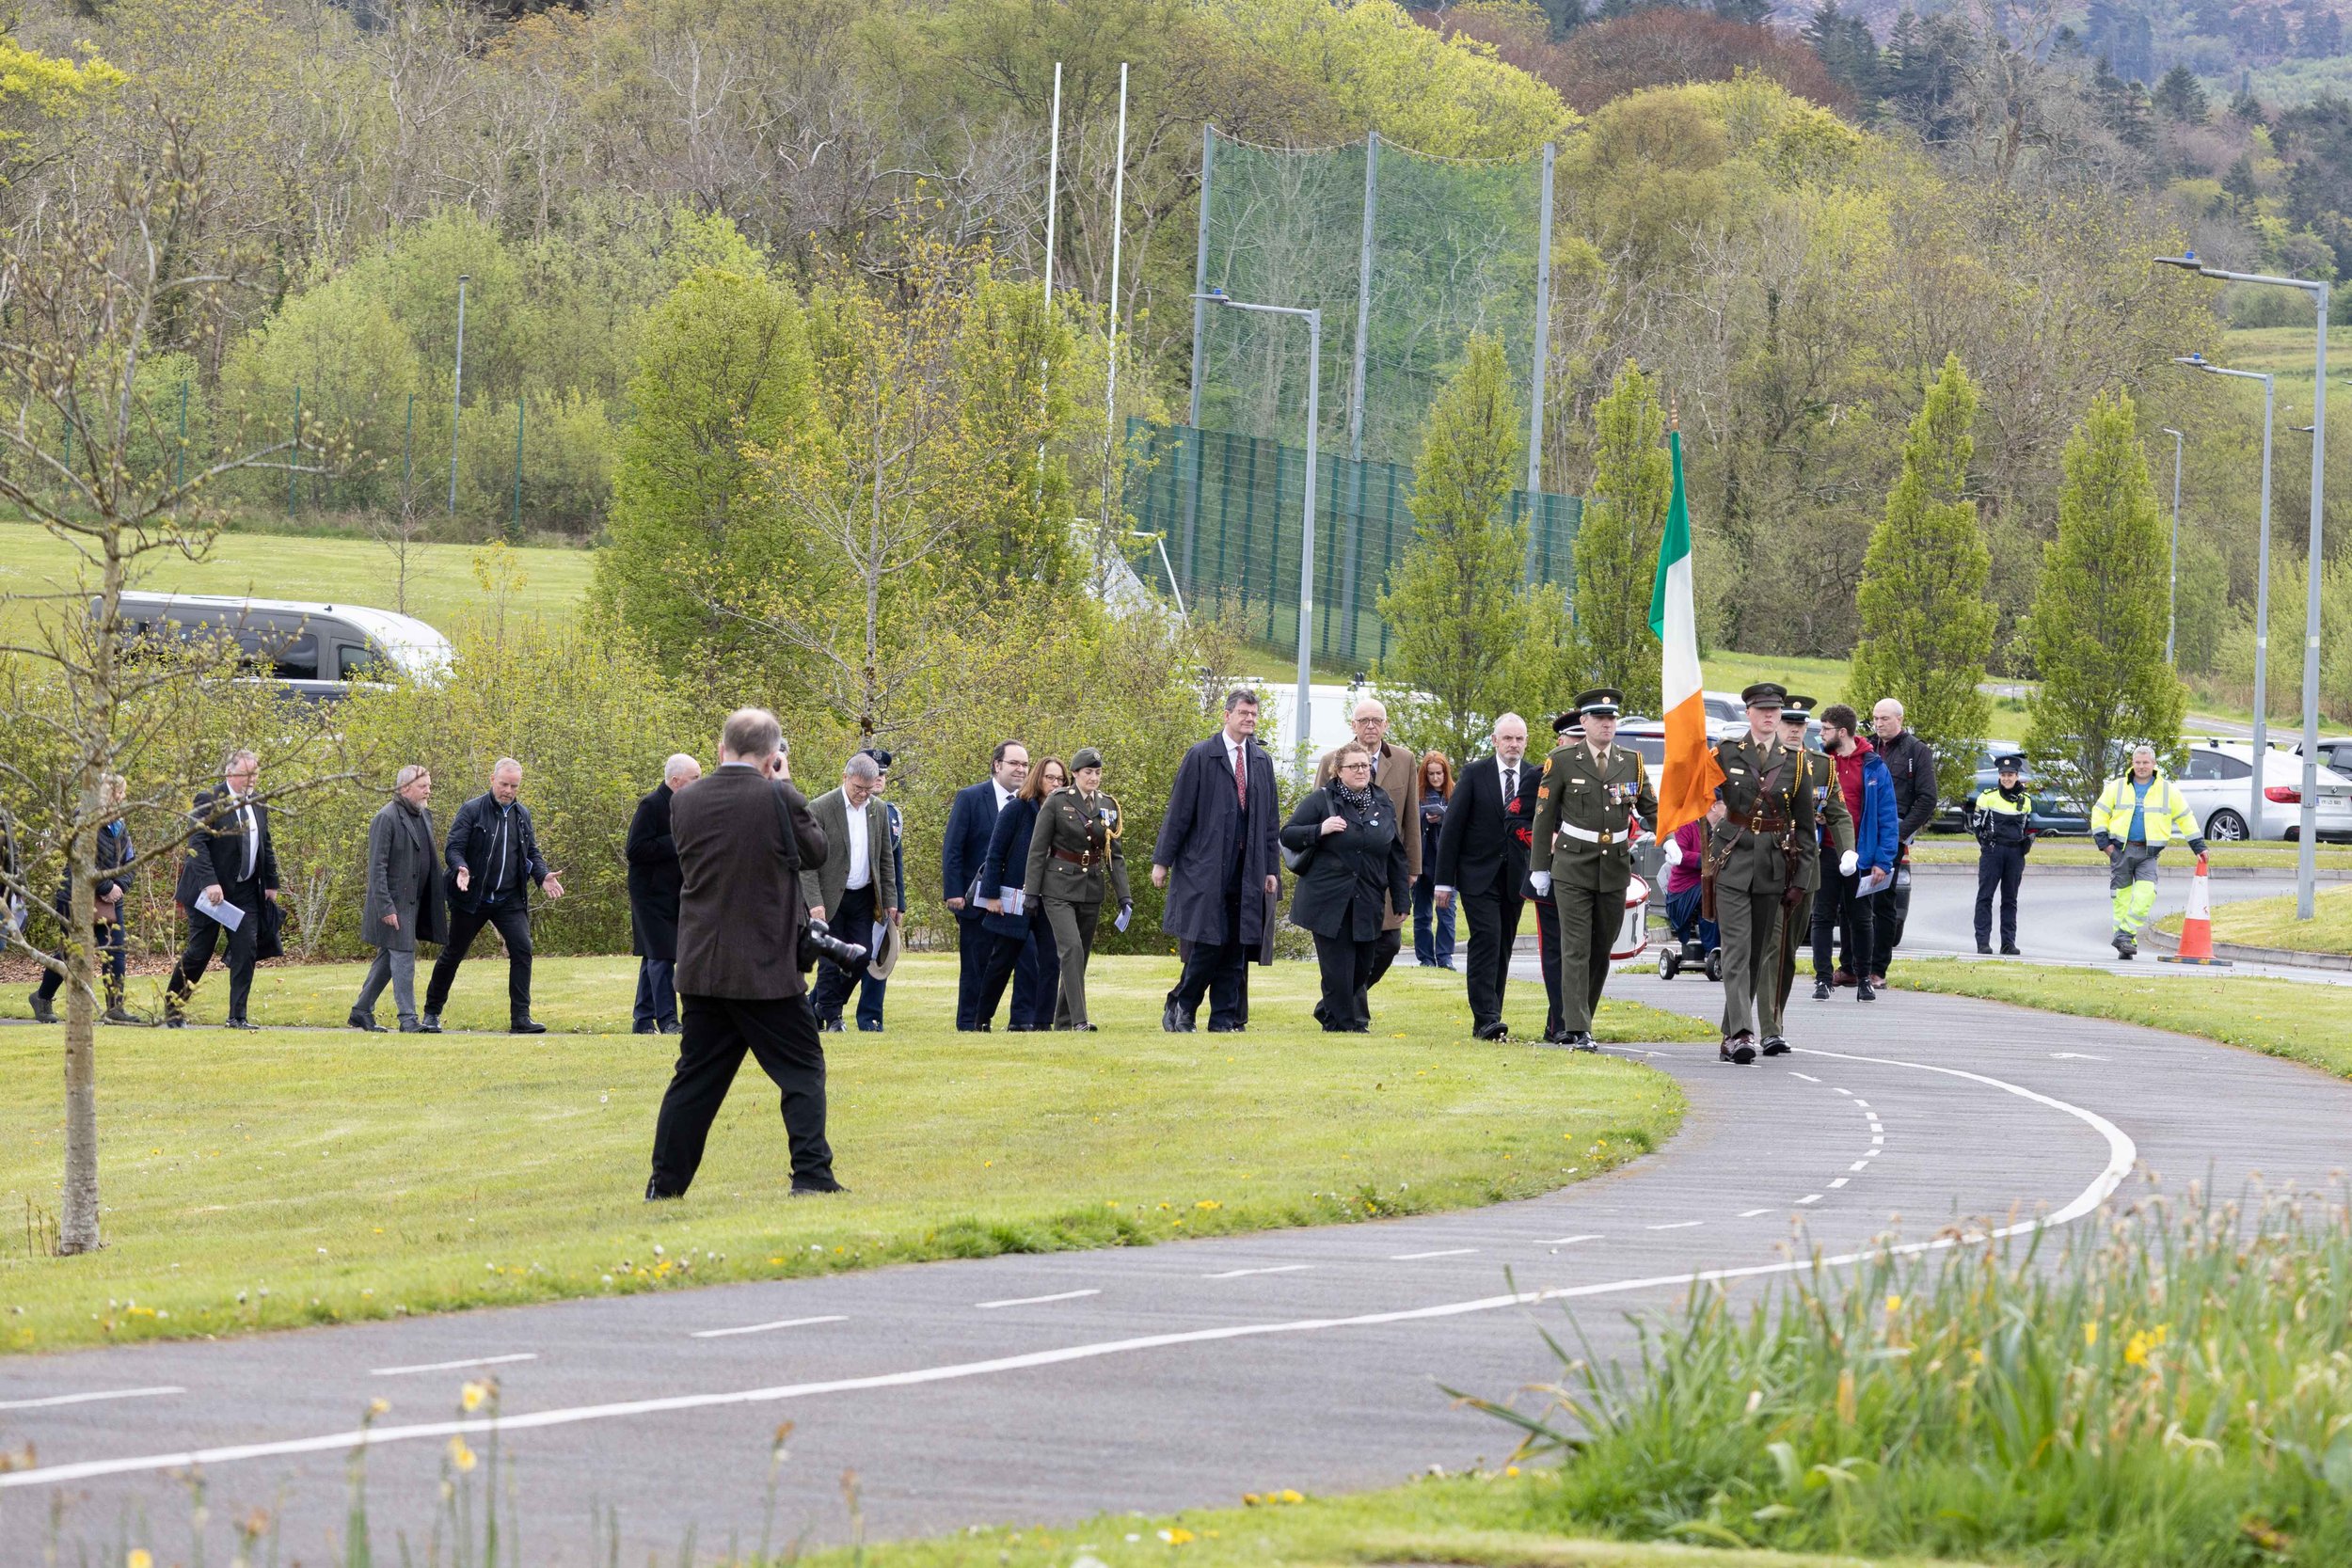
{"left": 1867, "top": 699, "right": 1938, "bottom": 986}
{"left": 422, "top": 757, "right": 564, "bottom": 1034}
{"left": 626, "top": 753, "right": 700, "bottom": 1035}
{"left": 1432, "top": 713, "right": 1539, "bottom": 1040}
{"left": 166, "top": 749, "right": 281, "bottom": 1029}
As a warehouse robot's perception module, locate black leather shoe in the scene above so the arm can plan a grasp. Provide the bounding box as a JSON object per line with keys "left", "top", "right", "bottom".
{"left": 2000, "top": 942, "right": 2021, "bottom": 956}
{"left": 660, "top": 1022, "right": 680, "bottom": 1034}
{"left": 399, "top": 1019, "right": 425, "bottom": 1033}
{"left": 1162, "top": 1000, "right": 1195, "bottom": 1034}
{"left": 1206, "top": 1022, "right": 1244, "bottom": 1033}
{"left": 511, "top": 1019, "right": 548, "bottom": 1035}
{"left": 165, "top": 1015, "right": 186, "bottom": 1029}
{"left": 1721, "top": 1034, "right": 1756, "bottom": 1065}
{"left": 818, "top": 1018, "right": 845, "bottom": 1033}
{"left": 645, "top": 1179, "right": 681, "bottom": 1202}
{"left": 1811, "top": 979, "right": 1832, "bottom": 1001}
{"left": 1474, "top": 1022, "right": 1509, "bottom": 1041}
{"left": 420, "top": 1011, "right": 442, "bottom": 1033}
{"left": 632, "top": 1023, "right": 658, "bottom": 1035}
{"left": 1977, "top": 940, "right": 1993, "bottom": 955}
{"left": 27, "top": 992, "right": 56, "bottom": 1024}
{"left": 1856, "top": 982, "right": 1877, "bottom": 1002}
{"left": 224, "top": 1016, "right": 261, "bottom": 1031}
{"left": 1566, "top": 1031, "right": 1597, "bottom": 1053}
{"left": 348, "top": 1012, "right": 387, "bottom": 1033}
{"left": 1759, "top": 1036, "right": 1790, "bottom": 1056}
{"left": 790, "top": 1180, "right": 850, "bottom": 1196}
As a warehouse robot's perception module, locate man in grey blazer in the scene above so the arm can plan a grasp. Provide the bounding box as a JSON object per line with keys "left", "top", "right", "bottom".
{"left": 646, "top": 709, "right": 840, "bottom": 1199}
{"left": 800, "top": 751, "right": 901, "bottom": 1032}
{"left": 349, "top": 765, "right": 445, "bottom": 1033}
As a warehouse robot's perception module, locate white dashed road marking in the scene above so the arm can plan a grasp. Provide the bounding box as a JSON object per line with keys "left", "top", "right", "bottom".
{"left": 690, "top": 1316, "right": 850, "bottom": 1340}
{"left": 1203, "top": 1265, "right": 1314, "bottom": 1280}
{"left": 1796, "top": 1194, "right": 1824, "bottom": 1205}
{"left": 976, "top": 1290, "right": 1101, "bottom": 1310}
{"left": 1738, "top": 1208, "right": 1772, "bottom": 1217}
{"left": 370, "top": 1354, "right": 537, "bottom": 1378}
{"left": 1536, "top": 1234, "right": 1603, "bottom": 1246}
{"left": 1389, "top": 1248, "right": 1478, "bottom": 1260}
{"left": 0, "top": 1386, "right": 183, "bottom": 1413}
{"left": 1788, "top": 1071, "right": 1821, "bottom": 1083}
{"left": 1828, "top": 1178, "right": 1850, "bottom": 1188}
{"left": 1645, "top": 1220, "right": 1703, "bottom": 1231}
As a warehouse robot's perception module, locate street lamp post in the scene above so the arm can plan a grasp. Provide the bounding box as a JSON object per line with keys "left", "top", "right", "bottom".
{"left": 1194, "top": 287, "right": 1321, "bottom": 773}
{"left": 2157, "top": 253, "right": 2329, "bottom": 917}
{"left": 2159, "top": 426, "right": 2183, "bottom": 665}
{"left": 449, "top": 273, "right": 469, "bottom": 517}
{"left": 2174, "top": 353, "right": 2276, "bottom": 839}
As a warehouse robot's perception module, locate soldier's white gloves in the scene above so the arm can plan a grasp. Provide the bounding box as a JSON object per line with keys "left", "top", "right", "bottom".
{"left": 1838, "top": 850, "right": 1858, "bottom": 877}
{"left": 1529, "top": 871, "right": 1552, "bottom": 896}
{"left": 1661, "top": 838, "right": 1683, "bottom": 867}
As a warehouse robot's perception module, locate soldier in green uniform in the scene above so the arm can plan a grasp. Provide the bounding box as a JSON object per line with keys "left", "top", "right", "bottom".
{"left": 1529, "top": 688, "right": 1658, "bottom": 1053}
{"left": 1021, "top": 746, "right": 1130, "bottom": 1032}
{"left": 1702, "top": 683, "right": 1823, "bottom": 1064}
{"left": 1762, "top": 694, "right": 1851, "bottom": 1054}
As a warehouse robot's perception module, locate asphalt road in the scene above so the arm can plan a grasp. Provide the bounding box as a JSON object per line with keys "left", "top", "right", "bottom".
{"left": 5, "top": 977, "right": 2349, "bottom": 1564}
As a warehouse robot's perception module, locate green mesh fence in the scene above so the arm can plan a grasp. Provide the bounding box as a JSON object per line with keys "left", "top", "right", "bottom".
{"left": 1124, "top": 420, "right": 1580, "bottom": 668}
{"left": 1189, "top": 127, "right": 1551, "bottom": 471}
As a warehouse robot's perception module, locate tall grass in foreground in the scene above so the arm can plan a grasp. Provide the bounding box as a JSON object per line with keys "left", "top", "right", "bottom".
{"left": 1483, "top": 1180, "right": 2352, "bottom": 1565}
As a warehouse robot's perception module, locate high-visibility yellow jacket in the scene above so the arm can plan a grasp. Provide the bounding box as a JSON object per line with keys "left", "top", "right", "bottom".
{"left": 2090, "top": 770, "right": 2200, "bottom": 847}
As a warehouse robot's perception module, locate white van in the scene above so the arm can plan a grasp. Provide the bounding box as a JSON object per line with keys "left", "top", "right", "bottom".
{"left": 103, "top": 593, "right": 453, "bottom": 702}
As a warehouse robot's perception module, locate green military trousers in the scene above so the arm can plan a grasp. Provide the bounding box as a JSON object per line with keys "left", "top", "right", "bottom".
{"left": 1762, "top": 886, "right": 1812, "bottom": 1040}
{"left": 1044, "top": 897, "right": 1103, "bottom": 1029}
{"left": 1717, "top": 887, "right": 1783, "bottom": 1041}
{"left": 1555, "top": 879, "right": 1625, "bottom": 1036}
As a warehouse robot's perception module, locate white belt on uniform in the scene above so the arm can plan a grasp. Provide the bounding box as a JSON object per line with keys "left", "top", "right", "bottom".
{"left": 1557, "top": 822, "right": 1633, "bottom": 847}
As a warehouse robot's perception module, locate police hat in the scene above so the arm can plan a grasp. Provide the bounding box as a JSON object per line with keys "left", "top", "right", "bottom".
{"left": 858, "top": 746, "right": 895, "bottom": 773}
{"left": 1573, "top": 687, "right": 1623, "bottom": 719}
{"left": 1780, "top": 694, "right": 1816, "bottom": 722}
{"left": 1741, "top": 681, "right": 1788, "bottom": 710}
{"left": 1070, "top": 746, "right": 1104, "bottom": 773}
{"left": 1994, "top": 752, "right": 2026, "bottom": 773}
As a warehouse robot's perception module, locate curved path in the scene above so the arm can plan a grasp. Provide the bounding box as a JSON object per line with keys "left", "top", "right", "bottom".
{"left": 4, "top": 974, "right": 2347, "bottom": 1562}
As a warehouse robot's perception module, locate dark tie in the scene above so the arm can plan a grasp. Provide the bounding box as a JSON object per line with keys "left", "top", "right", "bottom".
{"left": 1233, "top": 744, "right": 1246, "bottom": 810}
{"left": 1504, "top": 765, "right": 1517, "bottom": 802}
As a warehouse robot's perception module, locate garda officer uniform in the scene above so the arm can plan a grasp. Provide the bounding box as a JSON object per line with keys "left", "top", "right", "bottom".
{"left": 1703, "top": 683, "right": 1821, "bottom": 1063}
{"left": 1530, "top": 689, "right": 1659, "bottom": 1052}
{"left": 1764, "top": 696, "right": 1851, "bottom": 1050}
{"left": 1021, "top": 747, "right": 1131, "bottom": 1030}
{"left": 1971, "top": 753, "right": 2036, "bottom": 955}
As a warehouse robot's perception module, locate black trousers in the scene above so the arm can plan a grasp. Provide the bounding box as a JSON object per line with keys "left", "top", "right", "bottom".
{"left": 1975, "top": 845, "right": 2025, "bottom": 945}
{"left": 1168, "top": 889, "right": 1248, "bottom": 1029}
{"left": 1313, "top": 932, "right": 1379, "bottom": 1031}
{"left": 647, "top": 992, "right": 833, "bottom": 1196}
{"left": 167, "top": 883, "right": 262, "bottom": 1019}
{"left": 1359, "top": 927, "right": 1402, "bottom": 1013}
{"left": 1878, "top": 867, "right": 1911, "bottom": 977}
{"left": 1462, "top": 884, "right": 1527, "bottom": 1034}
{"left": 425, "top": 893, "right": 534, "bottom": 1022}
{"left": 1812, "top": 871, "right": 1878, "bottom": 982}
{"left": 978, "top": 908, "right": 1059, "bottom": 1029}
{"left": 809, "top": 884, "right": 877, "bottom": 1024}
{"left": 1532, "top": 895, "right": 1564, "bottom": 1038}
{"left": 953, "top": 912, "right": 993, "bottom": 1029}
{"left": 37, "top": 921, "right": 126, "bottom": 1005}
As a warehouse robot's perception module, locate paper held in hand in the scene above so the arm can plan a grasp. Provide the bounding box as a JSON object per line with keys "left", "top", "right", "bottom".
{"left": 194, "top": 889, "right": 246, "bottom": 931}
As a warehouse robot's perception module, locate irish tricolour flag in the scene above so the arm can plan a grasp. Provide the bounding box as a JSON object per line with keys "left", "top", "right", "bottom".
{"left": 1647, "top": 430, "right": 1724, "bottom": 838}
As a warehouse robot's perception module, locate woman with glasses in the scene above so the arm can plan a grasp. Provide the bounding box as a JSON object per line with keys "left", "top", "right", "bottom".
{"left": 1412, "top": 751, "right": 1455, "bottom": 967}
{"left": 1281, "top": 743, "right": 1412, "bottom": 1032}
{"left": 978, "top": 755, "right": 1067, "bottom": 1031}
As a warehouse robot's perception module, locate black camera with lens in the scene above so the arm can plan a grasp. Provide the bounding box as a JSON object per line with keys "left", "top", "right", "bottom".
{"left": 797, "top": 917, "right": 868, "bottom": 974}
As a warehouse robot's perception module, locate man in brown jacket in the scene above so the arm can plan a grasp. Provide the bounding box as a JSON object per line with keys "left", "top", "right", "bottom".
{"left": 1314, "top": 697, "right": 1422, "bottom": 1017}
{"left": 646, "top": 708, "right": 842, "bottom": 1199}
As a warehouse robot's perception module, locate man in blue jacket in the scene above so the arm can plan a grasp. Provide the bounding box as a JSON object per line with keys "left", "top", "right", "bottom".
{"left": 1810, "top": 704, "right": 1896, "bottom": 1003}
{"left": 422, "top": 757, "right": 564, "bottom": 1034}
{"left": 942, "top": 739, "right": 1029, "bottom": 1029}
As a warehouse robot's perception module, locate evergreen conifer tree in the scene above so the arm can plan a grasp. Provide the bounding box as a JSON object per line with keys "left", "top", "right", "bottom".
{"left": 1846, "top": 353, "right": 1994, "bottom": 800}
{"left": 2026, "top": 388, "right": 2187, "bottom": 807}
{"left": 1569, "top": 359, "right": 1670, "bottom": 718}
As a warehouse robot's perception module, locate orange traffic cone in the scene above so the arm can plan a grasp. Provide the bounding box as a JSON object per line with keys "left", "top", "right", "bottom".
{"left": 2161, "top": 855, "right": 2233, "bottom": 967}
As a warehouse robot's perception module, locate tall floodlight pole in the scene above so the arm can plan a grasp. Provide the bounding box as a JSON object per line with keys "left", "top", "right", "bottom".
{"left": 2176, "top": 353, "right": 2276, "bottom": 838}
{"left": 1527, "top": 140, "right": 1557, "bottom": 578}
{"left": 1104, "top": 62, "right": 1128, "bottom": 445}
{"left": 2160, "top": 426, "right": 2183, "bottom": 665}
{"left": 1197, "top": 288, "right": 1320, "bottom": 773}
{"left": 2157, "top": 253, "right": 2328, "bottom": 917}
{"left": 449, "top": 273, "right": 469, "bottom": 516}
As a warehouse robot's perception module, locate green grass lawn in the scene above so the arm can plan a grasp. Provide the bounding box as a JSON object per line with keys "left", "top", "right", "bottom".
{"left": 0, "top": 518, "right": 594, "bottom": 638}
{"left": 1891, "top": 958, "right": 2352, "bottom": 1080}
{"left": 2219, "top": 325, "right": 2352, "bottom": 405}
{"left": 0, "top": 954, "right": 1702, "bottom": 1356}
{"left": 2169, "top": 879, "right": 2352, "bottom": 955}
{"left": 788, "top": 1473, "right": 1987, "bottom": 1568}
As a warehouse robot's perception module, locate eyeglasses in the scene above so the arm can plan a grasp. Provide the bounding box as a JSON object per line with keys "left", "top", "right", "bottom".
{"left": 1340, "top": 760, "right": 1373, "bottom": 772}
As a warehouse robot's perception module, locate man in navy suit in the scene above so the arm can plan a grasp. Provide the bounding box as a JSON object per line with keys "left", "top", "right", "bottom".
{"left": 1433, "top": 713, "right": 1538, "bottom": 1040}
{"left": 943, "top": 739, "right": 1029, "bottom": 1030}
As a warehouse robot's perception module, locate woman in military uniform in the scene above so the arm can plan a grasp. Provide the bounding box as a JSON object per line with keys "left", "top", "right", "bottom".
{"left": 1021, "top": 747, "right": 1131, "bottom": 1032}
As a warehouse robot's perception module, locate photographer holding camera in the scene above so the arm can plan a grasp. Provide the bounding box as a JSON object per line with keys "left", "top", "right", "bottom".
{"left": 646, "top": 708, "right": 859, "bottom": 1200}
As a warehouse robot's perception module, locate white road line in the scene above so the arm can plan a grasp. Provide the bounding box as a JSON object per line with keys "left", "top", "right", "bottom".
{"left": 1202, "top": 1265, "right": 1314, "bottom": 1280}
{"left": 369, "top": 1354, "right": 537, "bottom": 1378}
{"left": 1389, "top": 1248, "right": 1479, "bottom": 1260}
{"left": 1872, "top": 1132, "right": 1885, "bottom": 1145}
{"left": 689, "top": 1315, "right": 849, "bottom": 1340}
{"left": 1788, "top": 1071, "right": 1821, "bottom": 1082}
{"left": 1850, "top": 1101, "right": 1868, "bottom": 1110}
{"left": 1850, "top": 1161, "right": 1870, "bottom": 1172}
{"left": 1535, "top": 1234, "right": 1603, "bottom": 1246}
{"left": 1832, "top": 1087, "right": 1853, "bottom": 1097}
{"left": 0, "top": 1386, "right": 183, "bottom": 1413}
{"left": 1796, "top": 1194, "right": 1824, "bottom": 1204}
{"left": 1828, "top": 1178, "right": 1850, "bottom": 1189}
{"left": 1738, "top": 1208, "right": 1772, "bottom": 1217}
{"left": 0, "top": 1049, "right": 2137, "bottom": 1493}
{"left": 975, "top": 1290, "right": 1100, "bottom": 1310}
{"left": 1645, "top": 1220, "right": 1703, "bottom": 1231}
{"left": 2052, "top": 1052, "right": 2108, "bottom": 1061}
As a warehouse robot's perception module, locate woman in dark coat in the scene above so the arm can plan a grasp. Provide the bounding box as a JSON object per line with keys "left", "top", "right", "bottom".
{"left": 27, "top": 772, "right": 135, "bottom": 1024}
{"left": 978, "top": 757, "right": 1065, "bottom": 1031}
{"left": 350, "top": 765, "right": 445, "bottom": 1033}
{"left": 1281, "top": 743, "right": 1413, "bottom": 1033}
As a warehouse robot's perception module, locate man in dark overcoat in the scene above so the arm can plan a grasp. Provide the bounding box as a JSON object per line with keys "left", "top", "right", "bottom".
{"left": 627, "top": 753, "right": 701, "bottom": 1035}
{"left": 1153, "top": 689, "right": 1282, "bottom": 1033}
{"left": 350, "top": 764, "right": 446, "bottom": 1033}
{"left": 166, "top": 747, "right": 282, "bottom": 1029}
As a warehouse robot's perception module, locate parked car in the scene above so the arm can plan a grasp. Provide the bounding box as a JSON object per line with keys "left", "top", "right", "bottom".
{"left": 2175, "top": 740, "right": 2352, "bottom": 842}
{"left": 2296, "top": 736, "right": 2352, "bottom": 776}
{"left": 103, "top": 593, "right": 453, "bottom": 704}
{"left": 1932, "top": 744, "right": 2091, "bottom": 836}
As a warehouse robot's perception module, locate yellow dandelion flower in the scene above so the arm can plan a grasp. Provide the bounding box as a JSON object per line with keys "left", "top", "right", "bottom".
{"left": 1884, "top": 1294, "right": 1902, "bottom": 1314}
{"left": 2084, "top": 1322, "right": 2099, "bottom": 1347}
{"left": 127, "top": 1552, "right": 153, "bottom": 1568}
{"left": 367, "top": 1397, "right": 390, "bottom": 1418}
{"left": 460, "top": 1381, "right": 488, "bottom": 1412}
{"left": 1279, "top": 1488, "right": 1302, "bottom": 1504}
{"left": 1158, "top": 1526, "right": 1195, "bottom": 1544}
{"left": 448, "top": 1435, "right": 477, "bottom": 1473}
{"left": 1504, "top": 1465, "right": 1520, "bottom": 1478}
